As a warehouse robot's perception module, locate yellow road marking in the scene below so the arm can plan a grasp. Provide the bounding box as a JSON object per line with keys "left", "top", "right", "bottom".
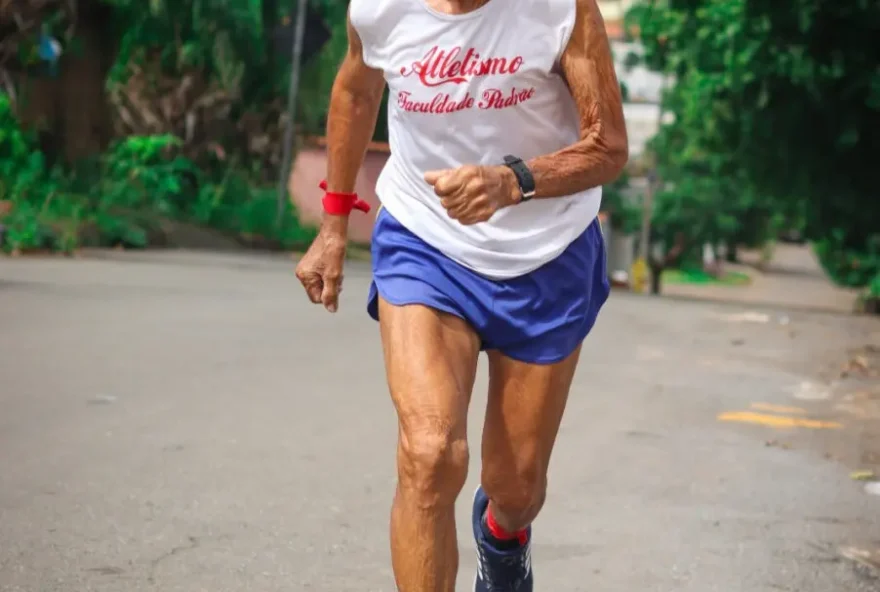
{"left": 717, "top": 411, "right": 842, "bottom": 430}
{"left": 750, "top": 403, "right": 807, "bottom": 415}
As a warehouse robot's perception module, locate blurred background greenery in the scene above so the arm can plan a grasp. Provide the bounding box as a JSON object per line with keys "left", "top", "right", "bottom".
{"left": 0, "top": 0, "right": 877, "bottom": 305}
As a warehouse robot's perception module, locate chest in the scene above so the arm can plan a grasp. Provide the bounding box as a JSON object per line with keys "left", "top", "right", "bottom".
{"left": 380, "top": 15, "right": 560, "bottom": 96}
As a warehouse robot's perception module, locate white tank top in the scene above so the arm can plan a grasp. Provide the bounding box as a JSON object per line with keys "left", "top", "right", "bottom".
{"left": 350, "top": 0, "right": 602, "bottom": 279}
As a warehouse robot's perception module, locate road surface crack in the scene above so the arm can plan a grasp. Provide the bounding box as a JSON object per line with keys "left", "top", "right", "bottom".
{"left": 147, "top": 535, "right": 200, "bottom": 584}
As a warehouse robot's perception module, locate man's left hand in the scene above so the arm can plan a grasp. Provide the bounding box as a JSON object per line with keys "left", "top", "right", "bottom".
{"left": 424, "top": 165, "right": 520, "bottom": 225}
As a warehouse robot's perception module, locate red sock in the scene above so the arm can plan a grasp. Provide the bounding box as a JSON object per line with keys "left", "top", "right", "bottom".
{"left": 486, "top": 506, "right": 529, "bottom": 546}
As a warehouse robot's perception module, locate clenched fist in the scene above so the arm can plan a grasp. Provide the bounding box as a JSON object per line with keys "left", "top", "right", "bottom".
{"left": 424, "top": 165, "right": 520, "bottom": 225}
{"left": 295, "top": 227, "right": 347, "bottom": 313}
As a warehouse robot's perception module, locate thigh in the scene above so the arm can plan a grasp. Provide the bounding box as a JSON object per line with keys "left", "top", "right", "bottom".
{"left": 379, "top": 297, "right": 481, "bottom": 448}
{"left": 481, "top": 345, "right": 582, "bottom": 482}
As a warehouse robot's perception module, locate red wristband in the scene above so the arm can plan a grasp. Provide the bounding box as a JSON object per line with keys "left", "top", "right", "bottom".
{"left": 319, "top": 180, "right": 371, "bottom": 215}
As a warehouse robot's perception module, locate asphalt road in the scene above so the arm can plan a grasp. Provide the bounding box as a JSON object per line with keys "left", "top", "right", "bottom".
{"left": 1, "top": 252, "right": 879, "bottom": 592}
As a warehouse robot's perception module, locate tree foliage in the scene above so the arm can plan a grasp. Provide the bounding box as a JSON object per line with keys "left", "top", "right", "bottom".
{"left": 0, "top": 0, "right": 348, "bottom": 253}
{"left": 628, "top": 0, "right": 880, "bottom": 285}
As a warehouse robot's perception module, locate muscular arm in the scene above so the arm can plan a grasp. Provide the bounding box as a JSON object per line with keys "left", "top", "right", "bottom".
{"left": 322, "top": 15, "right": 386, "bottom": 233}
{"left": 293, "top": 16, "right": 384, "bottom": 312}
{"left": 524, "top": 0, "right": 628, "bottom": 199}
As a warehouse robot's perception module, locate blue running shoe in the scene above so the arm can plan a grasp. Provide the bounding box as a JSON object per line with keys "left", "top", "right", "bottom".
{"left": 472, "top": 487, "right": 534, "bottom": 591}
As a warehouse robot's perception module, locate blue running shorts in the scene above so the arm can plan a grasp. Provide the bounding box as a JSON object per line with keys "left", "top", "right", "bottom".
{"left": 367, "top": 208, "right": 610, "bottom": 365}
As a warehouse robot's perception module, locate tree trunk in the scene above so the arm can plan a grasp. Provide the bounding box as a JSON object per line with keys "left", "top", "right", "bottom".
{"left": 14, "top": 2, "right": 114, "bottom": 164}
{"left": 648, "top": 261, "right": 664, "bottom": 295}
{"left": 726, "top": 242, "right": 738, "bottom": 263}
{"left": 58, "top": 6, "right": 115, "bottom": 163}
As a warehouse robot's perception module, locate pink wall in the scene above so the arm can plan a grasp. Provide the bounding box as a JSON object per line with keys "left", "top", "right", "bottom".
{"left": 288, "top": 145, "right": 389, "bottom": 244}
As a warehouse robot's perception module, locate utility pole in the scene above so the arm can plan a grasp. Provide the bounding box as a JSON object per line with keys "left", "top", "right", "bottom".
{"left": 639, "top": 168, "right": 655, "bottom": 262}
{"left": 640, "top": 79, "right": 668, "bottom": 259}
{"left": 276, "top": 0, "right": 309, "bottom": 228}
{"left": 630, "top": 78, "right": 667, "bottom": 294}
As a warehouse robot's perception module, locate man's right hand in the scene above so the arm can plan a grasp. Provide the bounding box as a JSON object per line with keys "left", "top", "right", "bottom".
{"left": 295, "top": 223, "right": 348, "bottom": 313}
{"left": 293, "top": 11, "right": 384, "bottom": 314}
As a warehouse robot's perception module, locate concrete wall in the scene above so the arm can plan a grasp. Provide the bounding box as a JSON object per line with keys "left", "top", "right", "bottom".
{"left": 288, "top": 144, "right": 389, "bottom": 244}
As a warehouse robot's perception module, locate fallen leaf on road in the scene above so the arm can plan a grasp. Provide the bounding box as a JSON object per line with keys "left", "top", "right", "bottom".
{"left": 839, "top": 546, "right": 880, "bottom": 573}
{"left": 849, "top": 470, "right": 876, "bottom": 481}
{"left": 840, "top": 354, "right": 875, "bottom": 378}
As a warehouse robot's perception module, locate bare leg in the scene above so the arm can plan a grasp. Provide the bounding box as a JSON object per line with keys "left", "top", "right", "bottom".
{"left": 378, "top": 298, "right": 480, "bottom": 592}
{"left": 481, "top": 346, "right": 582, "bottom": 532}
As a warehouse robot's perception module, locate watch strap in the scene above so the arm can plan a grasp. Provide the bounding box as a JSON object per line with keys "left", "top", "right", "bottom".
{"left": 502, "top": 155, "right": 536, "bottom": 202}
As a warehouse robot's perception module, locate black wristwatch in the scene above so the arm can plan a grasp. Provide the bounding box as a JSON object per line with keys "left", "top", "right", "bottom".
{"left": 502, "top": 155, "right": 536, "bottom": 202}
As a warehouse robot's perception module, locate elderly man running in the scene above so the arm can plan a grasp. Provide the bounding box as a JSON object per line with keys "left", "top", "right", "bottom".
{"left": 295, "top": 0, "right": 627, "bottom": 589}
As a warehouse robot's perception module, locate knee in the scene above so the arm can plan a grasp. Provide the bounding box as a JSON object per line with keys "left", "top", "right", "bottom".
{"left": 482, "top": 459, "right": 547, "bottom": 518}
{"left": 397, "top": 428, "right": 469, "bottom": 508}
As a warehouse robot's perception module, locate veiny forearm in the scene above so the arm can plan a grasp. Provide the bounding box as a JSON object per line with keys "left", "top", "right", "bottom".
{"left": 324, "top": 83, "right": 383, "bottom": 195}
{"left": 522, "top": 0, "right": 628, "bottom": 200}
{"left": 321, "top": 75, "right": 383, "bottom": 232}
{"left": 526, "top": 120, "right": 628, "bottom": 199}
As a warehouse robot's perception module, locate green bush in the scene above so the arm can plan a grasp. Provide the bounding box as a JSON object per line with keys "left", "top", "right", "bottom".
{"left": 814, "top": 230, "right": 880, "bottom": 288}
{"left": 0, "top": 116, "right": 193, "bottom": 252}
{"left": 1, "top": 94, "right": 315, "bottom": 253}
{"left": 869, "top": 273, "right": 880, "bottom": 298}
{"left": 193, "top": 169, "right": 317, "bottom": 249}
{"left": 0, "top": 94, "right": 58, "bottom": 252}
